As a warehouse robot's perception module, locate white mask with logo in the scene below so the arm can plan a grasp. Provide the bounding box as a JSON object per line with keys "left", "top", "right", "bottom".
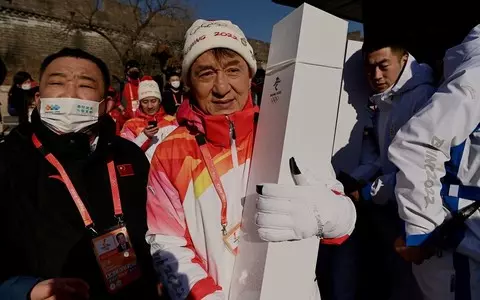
{"left": 171, "top": 81, "right": 180, "bottom": 89}
{"left": 39, "top": 98, "right": 102, "bottom": 134}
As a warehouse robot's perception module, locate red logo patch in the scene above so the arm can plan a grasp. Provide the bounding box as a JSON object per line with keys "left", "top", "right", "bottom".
{"left": 117, "top": 164, "right": 134, "bottom": 177}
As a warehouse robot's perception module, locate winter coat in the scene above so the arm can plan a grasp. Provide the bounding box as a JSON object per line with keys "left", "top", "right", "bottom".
{"left": 0, "top": 110, "right": 159, "bottom": 300}
{"left": 120, "top": 107, "right": 178, "bottom": 162}
{"left": 351, "top": 54, "right": 436, "bottom": 204}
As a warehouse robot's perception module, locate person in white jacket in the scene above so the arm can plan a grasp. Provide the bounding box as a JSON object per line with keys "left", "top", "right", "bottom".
{"left": 145, "top": 19, "right": 356, "bottom": 300}
{"left": 389, "top": 24, "right": 480, "bottom": 300}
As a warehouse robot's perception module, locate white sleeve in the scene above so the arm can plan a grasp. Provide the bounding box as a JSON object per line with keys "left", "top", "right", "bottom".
{"left": 133, "top": 132, "right": 150, "bottom": 147}
{"left": 388, "top": 73, "right": 480, "bottom": 246}
{"left": 158, "top": 125, "right": 178, "bottom": 142}
{"left": 145, "top": 126, "right": 178, "bottom": 162}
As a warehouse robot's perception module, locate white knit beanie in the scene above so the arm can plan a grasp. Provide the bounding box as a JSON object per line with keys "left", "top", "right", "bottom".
{"left": 138, "top": 80, "right": 161, "bottom": 101}
{"left": 182, "top": 19, "right": 257, "bottom": 80}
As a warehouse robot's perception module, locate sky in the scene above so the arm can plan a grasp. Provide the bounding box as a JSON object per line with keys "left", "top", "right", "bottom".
{"left": 189, "top": 0, "right": 363, "bottom": 42}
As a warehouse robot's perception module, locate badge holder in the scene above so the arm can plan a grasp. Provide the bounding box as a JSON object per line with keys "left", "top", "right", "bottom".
{"left": 223, "top": 223, "right": 242, "bottom": 256}
{"left": 91, "top": 214, "right": 141, "bottom": 294}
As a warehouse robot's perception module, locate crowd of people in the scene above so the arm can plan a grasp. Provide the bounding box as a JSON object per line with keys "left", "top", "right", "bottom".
{"left": 0, "top": 14, "right": 479, "bottom": 300}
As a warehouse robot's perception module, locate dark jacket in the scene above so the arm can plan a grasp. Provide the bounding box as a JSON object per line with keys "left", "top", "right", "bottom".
{"left": 162, "top": 87, "right": 184, "bottom": 116}
{"left": 0, "top": 110, "right": 159, "bottom": 300}
{"left": 0, "top": 277, "right": 40, "bottom": 300}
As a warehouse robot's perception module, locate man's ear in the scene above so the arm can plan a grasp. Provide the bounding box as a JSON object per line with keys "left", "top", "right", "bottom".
{"left": 34, "top": 92, "right": 40, "bottom": 107}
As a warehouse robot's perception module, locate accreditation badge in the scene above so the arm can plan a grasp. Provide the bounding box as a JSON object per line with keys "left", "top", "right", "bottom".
{"left": 92, "top": 226, "right": 141, "bottom": 293}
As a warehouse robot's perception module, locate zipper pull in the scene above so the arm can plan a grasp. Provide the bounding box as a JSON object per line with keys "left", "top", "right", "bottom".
{"left": 226, "top": 116, "right": 236, "bottom": 141}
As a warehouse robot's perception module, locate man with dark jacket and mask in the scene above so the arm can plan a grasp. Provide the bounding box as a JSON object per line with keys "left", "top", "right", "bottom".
{"left": 161, "top": 68, "right": 184, "bottom": 116}
{"left": 122, "top": 59, "right": 142, "bottom": 118}
{"left": 0, "top": 48, "right": 159, "bottom": 300}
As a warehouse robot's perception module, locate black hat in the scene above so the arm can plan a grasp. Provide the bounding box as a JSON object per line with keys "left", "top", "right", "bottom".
{"left": 125, "top": 60, "right": 140, "bottom": 72}
{"left": 166, "top": 67, "right": 181, "bottom": 80}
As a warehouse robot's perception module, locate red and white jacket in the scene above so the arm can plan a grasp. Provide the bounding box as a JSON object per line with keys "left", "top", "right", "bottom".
{"left": 120, "top": 107, "right": 177, "bottom": 161}
{"left": 146, "top": 96, "right": 352, "bottom": 299}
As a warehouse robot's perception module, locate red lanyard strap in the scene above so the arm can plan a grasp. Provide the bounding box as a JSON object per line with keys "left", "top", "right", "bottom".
{"left": 172, "top": 93, "right": 183, "bottom": 106}
{"left": 195, "top": 134, "right": 228, "bottom": 235}
{"left": 107, "top": 160, "right": 123, "bottom": 219}
{"left": 128, "top": 83, "right": 134, "bottom": 101}
{"left": 32, "top": 134, "right": 123, "bottom": 231}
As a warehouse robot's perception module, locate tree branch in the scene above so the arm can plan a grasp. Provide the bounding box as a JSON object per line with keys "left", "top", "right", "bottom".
{"left": 62, "top": 0, "right": 193, "bottom": 64}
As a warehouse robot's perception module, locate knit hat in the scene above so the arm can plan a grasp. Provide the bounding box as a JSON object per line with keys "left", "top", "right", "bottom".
{"left": 182, "top": 19, "right": 257, "bottom": 80}
{"left": 138, "top": 80, "right": 161, "bottom": 101}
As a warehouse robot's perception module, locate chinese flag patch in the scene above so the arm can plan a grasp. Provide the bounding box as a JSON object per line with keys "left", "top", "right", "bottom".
{"left": 117, "top": 164, "right": 134, "bottom": 177}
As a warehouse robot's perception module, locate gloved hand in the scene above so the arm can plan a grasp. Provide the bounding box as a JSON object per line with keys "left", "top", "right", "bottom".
{"left": 255, "top": 158, "right": 356, "bottom": 242}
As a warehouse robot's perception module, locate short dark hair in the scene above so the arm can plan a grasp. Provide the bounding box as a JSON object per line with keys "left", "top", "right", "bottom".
{"left": 40, "top": 48, "right": 111, "bottom": 97}
{"left": 12, "top": 71, "right": 33, "bottom": 86}
{"left": 166, "top": 67, "right": 181, "bottom": 81}
{"left": 362, "top": 39, "right": 407, "bottom": 59}
{"left": 116, "top": 232, "right": 126, "bottom": 241}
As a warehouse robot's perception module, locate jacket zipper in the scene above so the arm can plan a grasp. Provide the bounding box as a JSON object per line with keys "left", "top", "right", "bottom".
{"left": 227, "top": 116, "right": 239, "bottom": 168}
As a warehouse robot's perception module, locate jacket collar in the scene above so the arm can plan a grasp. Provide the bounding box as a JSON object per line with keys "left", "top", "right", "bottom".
{"left": 370, "top": 53, "right": 434, "bottom": 106}
{"left": 176, "top": 94, "right": 259, "bottom": 148}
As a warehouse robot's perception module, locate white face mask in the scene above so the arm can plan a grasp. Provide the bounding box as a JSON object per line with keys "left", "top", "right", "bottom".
{"left": 39, "top": 98, "right": 102, "bottom": 134}
{"left": 171, "top": 81, "right": 180, "bottom": 89}
{"left": 21, "top": 83, "right": 31, "bottom": 90}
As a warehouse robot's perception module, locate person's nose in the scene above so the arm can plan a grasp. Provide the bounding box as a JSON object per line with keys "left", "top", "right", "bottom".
{"left": 374, "top": 67, "right": 383, "bottom": 80}
{"left": 62, "top": 81, "right": 80, "bottom": 98}
{"left": 212, "top": 71, "right": 230, "bottom": 98}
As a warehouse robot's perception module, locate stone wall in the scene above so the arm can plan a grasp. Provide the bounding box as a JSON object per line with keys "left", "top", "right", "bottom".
{"left": 0, "top": 0, "right": 271, "bottom": 86}
{"left": 0, "top": 9, "right": 129, "bottom": 83}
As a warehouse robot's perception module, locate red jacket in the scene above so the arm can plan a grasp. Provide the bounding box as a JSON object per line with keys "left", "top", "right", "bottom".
{"left": 122, "top": 78, "right": 140, "bottom": 118}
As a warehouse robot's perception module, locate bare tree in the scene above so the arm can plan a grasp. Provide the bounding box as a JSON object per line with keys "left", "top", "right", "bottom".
{"left": 65, "top": 0, "right": 192, "bottom": 65}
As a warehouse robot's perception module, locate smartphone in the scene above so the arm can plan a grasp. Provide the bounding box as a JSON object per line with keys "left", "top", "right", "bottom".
{"left": 148, "top": 120, "right": 157, "bottom": 127}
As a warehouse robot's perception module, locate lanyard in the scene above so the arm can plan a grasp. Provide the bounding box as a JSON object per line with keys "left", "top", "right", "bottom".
{"left": 128, "top": 82, "right": 135, "bottom": 101}
{"left": 172, "top": 93, "right": 183, "bottom": 106}
{"left": 32, "top": 134, "right": 123, "bottom": 234}
{"left": 195, "top": 134, "right": 228, "bottom": 236}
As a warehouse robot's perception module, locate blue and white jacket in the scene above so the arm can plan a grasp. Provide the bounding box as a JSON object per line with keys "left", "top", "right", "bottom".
{"left": 351, "top": 53, "right": 435, "bottom": 205}
{"left": 389, "top": 24, "right": 480, "bottom": 261}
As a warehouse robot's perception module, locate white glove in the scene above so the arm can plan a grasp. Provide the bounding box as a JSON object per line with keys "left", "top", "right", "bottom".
{"left": 255, "top": 158, "right": 356, "bottom": 242}
{"left": 203, "top": 291, "right": 226, "bottom": 300}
